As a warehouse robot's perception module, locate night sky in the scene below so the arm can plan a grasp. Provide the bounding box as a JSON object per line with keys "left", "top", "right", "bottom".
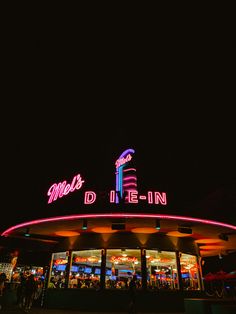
{"left": 1, "top": 112, "right": 235, "bottom": 233}
{"left": 1, "top": 33, "right": 235, "bottom": 240}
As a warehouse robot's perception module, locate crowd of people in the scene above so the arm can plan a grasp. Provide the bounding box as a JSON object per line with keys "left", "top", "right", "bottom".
{"left": 16, "top": 272, "right": 43, "bottom": 312}
{"left": 0, "top": 271, "right": 43, "bottom": 312}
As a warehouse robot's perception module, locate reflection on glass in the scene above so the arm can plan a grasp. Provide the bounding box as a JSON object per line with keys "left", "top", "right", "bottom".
{"left": 146, "top": 250, "right": 178, "bottom": 290}
{"left": 49, "top": 252, "right": 68, "bottom": 288}
{"left": 180, "top": 253, "right": 200, "bottom": 290}
{"left": 106, "top": 249, "right": 142, "bottom": 289}
{"left": 70, "top": 250, "right": 101, "bottom": 289}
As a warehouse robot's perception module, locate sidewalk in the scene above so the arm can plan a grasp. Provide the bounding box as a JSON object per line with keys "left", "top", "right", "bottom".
{"left": 0, "top": 310, "right": 186, "bottom": 314}
{"left": 0, "top": 306, "right": 186, "bottom": 314}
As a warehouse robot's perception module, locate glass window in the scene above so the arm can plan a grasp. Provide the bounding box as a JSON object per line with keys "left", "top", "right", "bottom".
{"left": 49, "top": 252, "right": 68, "bottom": 288}
{"left": 180, "top": 253, "right": 200, "bottom": 290}
{"left": 146, "top": 250, "right": 178, "bottom": 290}
{"left": 106, "top": 249, "right": 142, "bottom": 289}
{"left": 70, "top": 250, "right": 101, "bottom": 289}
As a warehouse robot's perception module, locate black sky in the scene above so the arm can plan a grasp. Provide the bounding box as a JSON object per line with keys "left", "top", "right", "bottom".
{"left": 1, "top": 30, "right": 235, "bottom": 234}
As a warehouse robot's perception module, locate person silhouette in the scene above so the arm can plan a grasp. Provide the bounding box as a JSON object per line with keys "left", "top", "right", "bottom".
{"left": 128, "top": 275, "right": 137, "bottom": 314}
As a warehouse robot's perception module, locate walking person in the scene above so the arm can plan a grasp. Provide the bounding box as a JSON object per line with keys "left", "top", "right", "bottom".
{"left": 128, "top": 275, "right": 137, "bottom": 314}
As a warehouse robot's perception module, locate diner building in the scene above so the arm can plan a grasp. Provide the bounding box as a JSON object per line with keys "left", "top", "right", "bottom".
{"left": 1, "top": 148, "right": 236, "bottom": 312}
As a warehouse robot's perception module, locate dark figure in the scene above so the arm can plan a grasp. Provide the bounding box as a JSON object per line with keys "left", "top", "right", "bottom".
{"left": 17, "top": 272, "right": 27, "bottom": 309}
{"left": 0, "top": 272, "right": 7, "bottom": 310}
{"left": 24, "top": 274, "right": 37, "bottom": 312}
{"left": 128, "top": 275, "right": 137, "bottom": 314}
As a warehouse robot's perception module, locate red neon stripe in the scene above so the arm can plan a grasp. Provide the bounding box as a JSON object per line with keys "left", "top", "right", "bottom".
{"left": 1, "top": 213, "right": 236, "bottom": 237}
{"left": 123, "top": 176, "right": 137, "bottom": 181}
{"left": 123, "top": 168, "right": 136, "bottom": 172}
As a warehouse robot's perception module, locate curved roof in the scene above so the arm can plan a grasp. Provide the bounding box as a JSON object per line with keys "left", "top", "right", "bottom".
{"left": 1, "top": 213, "right": 236, "bottom": 258}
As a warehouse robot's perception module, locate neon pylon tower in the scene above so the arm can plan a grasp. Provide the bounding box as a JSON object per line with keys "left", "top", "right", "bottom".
{"left": 115, "top": 148, "right": 137, "bottom": 203}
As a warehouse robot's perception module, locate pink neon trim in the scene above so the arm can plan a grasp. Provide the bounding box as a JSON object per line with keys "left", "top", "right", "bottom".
{"left": 110, "top": 190, "right": 115, "bottom": 203}
{"left": 139, "top": 196, "right": 147, "bottom": 200}
{"left": 127, "top": 191, "right": 138, "bottom": 203}
{"left": 148, "top": 191, "right": 153, "bottom": 204}
{"left": 84, "top": 191, "right": 96, "bottom": 204}
{"left": 123, "top": 168, "right": 136, "bottom": 172}
{"left": 2, "top": 213, "right": 236, "bottom": 237}
{"left": 123, "top": 176, "right": 137, "bottom": 181}
{"left": 154, "top": 192, "right": 167, "bottom": 205}
{"left": 123, "top": 183, "right": 137, "bottom": 187}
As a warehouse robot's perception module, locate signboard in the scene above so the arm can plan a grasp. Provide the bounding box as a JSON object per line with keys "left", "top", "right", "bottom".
{"left": 46, "top": 148, "right": 167, "bottom": 207}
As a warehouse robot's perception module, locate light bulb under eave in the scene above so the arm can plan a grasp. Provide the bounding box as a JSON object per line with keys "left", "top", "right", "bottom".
{"left": 82, "top": 219, "right": 87, "bottom": 230}
{"left": 24, "top": 228, "right": 30, "bottom": 237}
{"left": 155, "top": 219, "right": 161, "bottom": 230}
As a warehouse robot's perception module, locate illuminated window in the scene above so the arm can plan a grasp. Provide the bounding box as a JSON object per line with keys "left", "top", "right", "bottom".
{"left": 70, "top": 250, "right": 102, "bottom": 289}
{"left": 106, "top": 249, "right": 142, "bottom": 289}
{"left": 49, "top": 252, "right": 69, "bottom": 288}
{"left": 180, "top": 253, "right": 200, "bottom": 290}
{"left": 146, "top": 250, "right": 178, "bottom": 290}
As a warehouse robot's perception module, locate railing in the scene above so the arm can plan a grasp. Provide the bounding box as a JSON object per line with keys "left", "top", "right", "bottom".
{"left": 204, "top": 279, "right": 236, "bottom": 299}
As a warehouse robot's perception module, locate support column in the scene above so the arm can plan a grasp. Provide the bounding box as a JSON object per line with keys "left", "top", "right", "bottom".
{"left": 65, "top": 250, "right": 72, "bottom": 288}
{"left": 198, "top": 256, "right": 204, "bottom": 291}
{"left": 100, "top": 248, "right": 106, "bottom": 289}
{"left": 141, "top": 248, "right": 147, "bottom": 290}
{"left": 176, "top": 251, "right": 183, "bottom": 291}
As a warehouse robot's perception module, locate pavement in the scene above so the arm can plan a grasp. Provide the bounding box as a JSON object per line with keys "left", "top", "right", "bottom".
{"left": 0, "top": 309, "right": 186, "bottom": 314}
{"left": 0, "top": 306, "right": 186, "bottom": 314}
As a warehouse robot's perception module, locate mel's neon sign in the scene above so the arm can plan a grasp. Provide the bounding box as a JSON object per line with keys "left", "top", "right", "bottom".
{"left": 47, "top": 173, "right": 167, "bottom": 205}
{"left": 47, "top": 173, "right": 85, "bottom": 204}
{"left": 47, "top": 148, "right": 167, "bottom": 206}
{"left": 115, "top": 153, "right": 132, "bottom": 168}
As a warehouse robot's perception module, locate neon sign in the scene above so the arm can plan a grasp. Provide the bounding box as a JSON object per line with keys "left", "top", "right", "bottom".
{"left": 115, "top": 153, "right": 132, "bottom": 168}
{"left": 115, "top": 148, "right": 136, "bottom": 203}
{"left": 46, "top": 148, "right": 167, "bottom": 207}
{"left": 110, "top": 256, "right": 138, "bottom": 263}
{"left": 47, "top": 173, "right": 85, "bottom": 204}
{"left": 54, "top": 258, "right": 68, "bottom": 265}
{"left": 84, "top": 190, "right": 167, "bottom": 205}
{"left": 74, "top": 256, "right": 99, "bottom": 263}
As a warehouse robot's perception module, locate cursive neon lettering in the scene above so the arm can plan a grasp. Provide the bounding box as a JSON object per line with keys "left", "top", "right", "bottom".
{"left": 69, "top": 175, "right": 78, "bottom": 192}
{"left": 115, "top": 154, "right": 132, "bottom": 168}
{"left": 47, "top": 173, "right": 85, "bottom": 204}
{"left": 64, "top": 183, "right": 71, "bottom": 195}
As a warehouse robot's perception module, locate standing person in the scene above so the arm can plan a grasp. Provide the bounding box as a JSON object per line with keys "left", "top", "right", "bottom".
{"left": 17, "top": 272, "right": 27, "bottom": 309}
{"left": 128, "top": 275, "right": 137, "bottom": 314}
{"left": 0, "top": 272, "right": 7, "bottom": 311}
{"left": 23, "top": 274, "right": 37, "bottom": 312}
